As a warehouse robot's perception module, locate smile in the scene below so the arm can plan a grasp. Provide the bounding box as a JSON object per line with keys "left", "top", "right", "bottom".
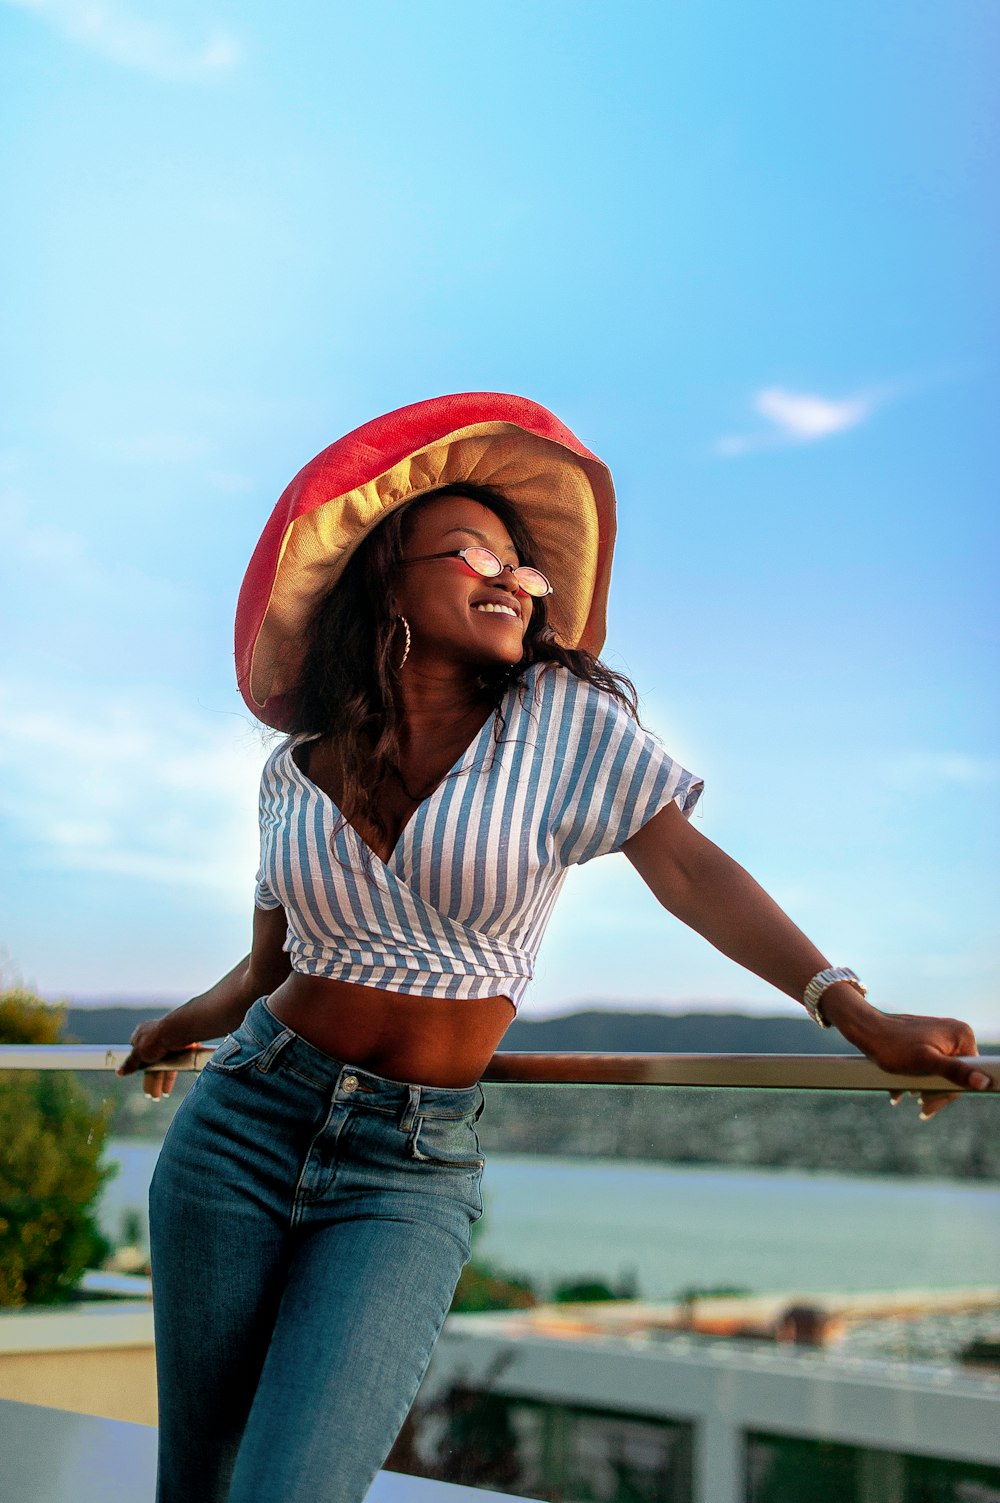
{"left": 473, "top": 603, "right": 520, "bottom": 619}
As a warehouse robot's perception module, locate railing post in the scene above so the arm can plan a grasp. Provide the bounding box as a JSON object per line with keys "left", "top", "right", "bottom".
{"left": 695, "top": 1412, "right": 743, "bottom": 1503}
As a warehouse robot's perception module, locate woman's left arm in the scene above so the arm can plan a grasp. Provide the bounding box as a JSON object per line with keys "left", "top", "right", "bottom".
{"left": 622, "top": 802, "right": 993, "bottom": 1116}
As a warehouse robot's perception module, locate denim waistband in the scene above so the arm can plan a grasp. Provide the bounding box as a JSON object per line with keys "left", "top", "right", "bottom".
{"left": 234, "top": 996, "right": 483, "bottom": 1119}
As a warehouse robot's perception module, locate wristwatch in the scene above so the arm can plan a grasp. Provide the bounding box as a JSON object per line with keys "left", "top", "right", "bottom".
{"left": 802, "top": 967, "right": 868, "bottom": 1028}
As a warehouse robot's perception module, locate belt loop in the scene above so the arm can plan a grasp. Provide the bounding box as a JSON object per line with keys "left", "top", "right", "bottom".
{"left": 399, "top": 1084, "right": 422, "bottom": 1132}
{"left": 255, "top": 1028, "right": 296, "bottom": 1074}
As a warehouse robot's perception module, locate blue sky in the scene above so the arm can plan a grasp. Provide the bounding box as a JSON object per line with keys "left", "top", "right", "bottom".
{"left": 2, "top": 1, "right": 997, "bottom": 1032}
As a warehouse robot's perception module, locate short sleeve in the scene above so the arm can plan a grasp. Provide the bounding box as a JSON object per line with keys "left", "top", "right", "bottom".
{"left": 557, "top": 681, "right": 703, "bottom": 866}
{"left": 254, "top": 866, "right": 283, "bottom": 911}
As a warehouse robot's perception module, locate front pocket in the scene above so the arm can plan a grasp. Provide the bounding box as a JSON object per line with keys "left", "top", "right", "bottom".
{"left": 203, "top": 1031, "right": 266, "bottom": 1074}
{"left": 408, "top": 1113, "right": 485, "bottom": 1170}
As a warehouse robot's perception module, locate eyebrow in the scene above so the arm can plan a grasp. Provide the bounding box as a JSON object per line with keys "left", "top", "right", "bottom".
{"left": 442, "top": 526, "right": 519, "bottom": 562}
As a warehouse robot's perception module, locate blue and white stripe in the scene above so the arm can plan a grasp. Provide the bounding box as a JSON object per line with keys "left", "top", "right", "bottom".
{"left": 255, "top": 662, "right": 703, "bottom": 1009}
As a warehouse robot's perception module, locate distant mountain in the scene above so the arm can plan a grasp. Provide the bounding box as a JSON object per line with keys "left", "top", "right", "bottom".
{"left": 63, "top": 1004, "right": 863, "bottom": 1053}
{"left": 503, "top": 1009, "right": 864, "bottom": 1054}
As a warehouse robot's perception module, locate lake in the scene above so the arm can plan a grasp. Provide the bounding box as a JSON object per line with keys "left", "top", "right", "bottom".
{"left": 99, "top": 1141, "right": 1000, "bottom": 1300}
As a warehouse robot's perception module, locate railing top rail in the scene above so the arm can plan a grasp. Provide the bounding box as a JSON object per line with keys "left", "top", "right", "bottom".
{"left": 0, "top": 1044, "right": 997, "bottom": 1093}
{"left": 483, "top": 1052, "right": 1000, "bottom": 1091}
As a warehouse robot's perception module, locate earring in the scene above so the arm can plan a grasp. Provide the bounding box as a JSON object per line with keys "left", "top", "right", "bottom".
{"left": 395, "top": 614, "right": 411, "bottom": 671}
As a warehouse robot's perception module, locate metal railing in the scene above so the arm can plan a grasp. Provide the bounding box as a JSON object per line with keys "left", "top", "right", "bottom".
{"left": 0, "top": 1042, "right": 997, "bottom": 1091}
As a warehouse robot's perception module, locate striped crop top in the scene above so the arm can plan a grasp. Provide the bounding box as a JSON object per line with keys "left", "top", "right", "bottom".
{"left": 254, "top": 661, "right": 703, "bottom": 1010}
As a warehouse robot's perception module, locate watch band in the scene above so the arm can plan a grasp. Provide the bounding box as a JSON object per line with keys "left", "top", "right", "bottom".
{"left": 802, "top": 966, "right": 868, "bottom": 1028}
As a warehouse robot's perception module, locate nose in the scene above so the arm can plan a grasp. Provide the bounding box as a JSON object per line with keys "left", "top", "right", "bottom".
{"left": 493, "top": 564, "right": 524, "bottom": 595}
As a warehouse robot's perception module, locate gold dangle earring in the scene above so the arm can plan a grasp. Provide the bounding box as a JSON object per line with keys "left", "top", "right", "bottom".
{"left": 395, "top": 614, "right": 411, "bottom": 671}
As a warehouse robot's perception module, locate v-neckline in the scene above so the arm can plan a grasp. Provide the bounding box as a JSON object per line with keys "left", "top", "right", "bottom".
{"left": 286, "top": 708, "right": 499, "bottom": 869}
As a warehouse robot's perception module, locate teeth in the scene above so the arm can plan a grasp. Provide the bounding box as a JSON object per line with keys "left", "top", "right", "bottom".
{"left": 474, "top": 603, "right": 519, "bottom": 618}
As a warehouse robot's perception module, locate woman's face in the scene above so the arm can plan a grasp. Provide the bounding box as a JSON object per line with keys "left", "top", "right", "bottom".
{"left": 392, "top": 495, "right": 531, "bottom": 671}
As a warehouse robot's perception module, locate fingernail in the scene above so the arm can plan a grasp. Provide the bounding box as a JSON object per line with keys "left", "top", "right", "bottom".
{"left": 970, "top": 1071, "right": 991, "bottom": 1091}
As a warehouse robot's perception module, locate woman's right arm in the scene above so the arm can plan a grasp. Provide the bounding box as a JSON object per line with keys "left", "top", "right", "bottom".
{"left": 117, "top": 904, "right": 291, "bottom": 1097}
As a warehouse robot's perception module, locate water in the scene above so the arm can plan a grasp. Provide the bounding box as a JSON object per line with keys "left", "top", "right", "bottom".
{"left": 99, "top": 1141, "right": 1000, "bottom": 1301}
{"left": 474, "top": 1156, "right": 1000, "bottom": 1298}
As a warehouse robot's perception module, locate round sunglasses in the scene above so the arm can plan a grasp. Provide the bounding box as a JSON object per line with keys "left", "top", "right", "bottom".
{"left": 402, "top": 546, "right": 552, "bottom": 598}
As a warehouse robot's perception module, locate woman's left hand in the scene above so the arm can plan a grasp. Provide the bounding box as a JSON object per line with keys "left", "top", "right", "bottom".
{"left": 881, "top": 1014, "right": 992, "bottom": 1119}
{"left": 829, "top": 997, "right": 993, "bottom": 1119}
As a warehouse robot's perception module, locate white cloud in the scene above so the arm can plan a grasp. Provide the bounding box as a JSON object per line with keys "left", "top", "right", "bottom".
{"left": 717, "top": 385, "right": 883, "bottom": 457}
{"left": 5, "top": 0, "right": 241, "bottom": 79}
{"left": 0, "top": 681, "right": 272, "bottom": 900}
{"left": 881, "top": 752, "right": 1000, "bottom": 793}
{"left": 755, "top": 387, "right": 876, "bottom": 440}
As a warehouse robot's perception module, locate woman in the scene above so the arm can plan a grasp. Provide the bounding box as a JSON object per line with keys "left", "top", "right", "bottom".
{"left": 120, "top": 393, "right": 990, "bottom": 1503}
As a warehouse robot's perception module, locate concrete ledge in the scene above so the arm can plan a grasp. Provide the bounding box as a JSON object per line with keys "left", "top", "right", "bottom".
{"left": 0, "top": 1301, "right": 154, "bottom": 1354}
{"left": 0, "top": 1398, "right": 157, "bottom": 1503}
{"left": 0, "top": 1399, "right": 538, "bottom": 1503}
{"left": 0, "top": 1305, "right": 156, "bottom": 1425}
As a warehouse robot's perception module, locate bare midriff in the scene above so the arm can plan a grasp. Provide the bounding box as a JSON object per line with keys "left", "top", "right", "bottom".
{"left": 265, "top": 971, "right": 516, "bottom": 1088}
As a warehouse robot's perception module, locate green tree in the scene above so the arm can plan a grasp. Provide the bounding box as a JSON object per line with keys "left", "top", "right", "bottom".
{"left": 0, "top": 987, "right": 113, "bottom": 1306}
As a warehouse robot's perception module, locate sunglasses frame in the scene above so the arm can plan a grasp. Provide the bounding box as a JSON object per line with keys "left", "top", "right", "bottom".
{"left": 402, "top": 546, "right": 553, "bottom": 598}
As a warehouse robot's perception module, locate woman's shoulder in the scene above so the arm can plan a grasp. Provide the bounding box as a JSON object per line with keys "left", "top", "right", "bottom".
{"left": 513, "top": 659, "right": 638, "bottom": 729}
{"left": 259, "top": 730, "right": 316, "bottom": 786}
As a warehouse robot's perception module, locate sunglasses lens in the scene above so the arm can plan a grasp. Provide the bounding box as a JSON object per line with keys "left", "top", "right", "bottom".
{"left": 513, "top": 567, "right": 551, "bottom": 597}
{"left": 462, "top": 547, "right": 504, "bottom": 578}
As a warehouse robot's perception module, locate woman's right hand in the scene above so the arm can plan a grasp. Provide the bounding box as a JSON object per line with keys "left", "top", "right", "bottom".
{"left": 117, "top": 1019, "right": 200, "bottom": 1101}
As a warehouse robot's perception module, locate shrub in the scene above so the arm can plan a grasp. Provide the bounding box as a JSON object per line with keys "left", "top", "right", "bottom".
{"left": 0, "top": 988, "right": 114, "bottom": 1305}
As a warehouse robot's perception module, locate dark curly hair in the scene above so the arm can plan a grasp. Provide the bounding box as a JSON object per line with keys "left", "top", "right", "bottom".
{"left": 285, "top": 482, "right": 639, "bottom": 845}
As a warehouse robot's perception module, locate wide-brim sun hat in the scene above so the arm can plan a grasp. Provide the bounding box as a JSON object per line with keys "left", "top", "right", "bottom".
{"left": 236, "top": 391, "right": 617, "bottom": 730}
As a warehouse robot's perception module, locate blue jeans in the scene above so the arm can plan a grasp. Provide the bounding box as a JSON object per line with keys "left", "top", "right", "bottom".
{"left": 148, "top": 997, "right": 484, "bottom": 1503}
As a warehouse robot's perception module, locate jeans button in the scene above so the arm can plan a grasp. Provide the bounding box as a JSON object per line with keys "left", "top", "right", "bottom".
{"left": 341, "top": 1074, "right": 358, "bottom": 1093}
